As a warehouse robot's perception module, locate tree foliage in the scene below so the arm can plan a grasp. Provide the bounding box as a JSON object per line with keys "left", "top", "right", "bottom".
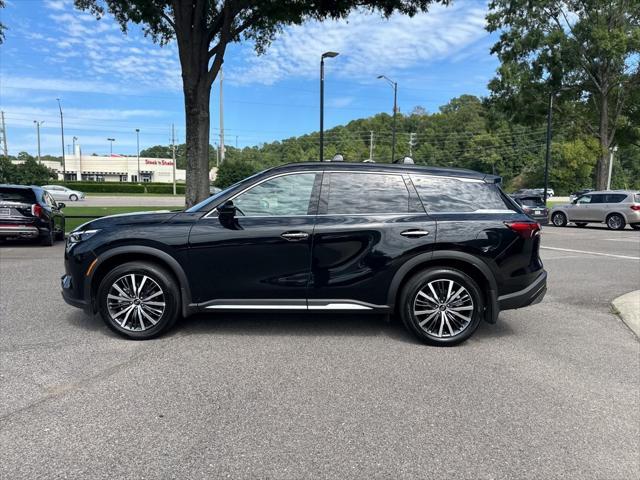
{"left": 0, "top": 153, "right": 56, "bottom": 185}
{"left": 486, "top": 0, "right": 640, "bottom": 189}
{"left": 74, "top": 0, "right": 449, "bottom": 208}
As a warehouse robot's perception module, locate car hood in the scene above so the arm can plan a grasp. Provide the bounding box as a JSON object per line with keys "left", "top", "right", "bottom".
{"left": 74, "top": 210, "right": 181, "bottom": 231}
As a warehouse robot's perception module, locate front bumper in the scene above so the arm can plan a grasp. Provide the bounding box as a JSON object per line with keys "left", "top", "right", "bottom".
{"left": 498, "top": 270, "right": 547, "bottom": 311}
{"left": 61, "top": 273, "right": 91, "bottom": 313}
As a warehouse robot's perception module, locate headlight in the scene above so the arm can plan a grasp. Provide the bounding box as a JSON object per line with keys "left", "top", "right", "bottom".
{"left": 67, "top": 229, "right": 100, "bottom": 245}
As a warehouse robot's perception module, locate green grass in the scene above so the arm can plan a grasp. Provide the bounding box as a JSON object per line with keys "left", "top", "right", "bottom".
{"left": 62, "top": 206, "right": 180, "bottom": 232}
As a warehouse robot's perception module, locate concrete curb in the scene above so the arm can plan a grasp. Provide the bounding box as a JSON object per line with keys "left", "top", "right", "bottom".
{"left": 612, "top": 290, "right": 640, "bottom": 339}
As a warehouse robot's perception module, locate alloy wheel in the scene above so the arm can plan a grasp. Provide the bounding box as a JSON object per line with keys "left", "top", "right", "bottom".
{"left": 413, "top": 279, "right": 474, "bottom": 338}
{"left": 107, "top": 274, "right": 165, "bottom": 331}
{"left": 607, "top": 215, "right": 623, "bottom": 230}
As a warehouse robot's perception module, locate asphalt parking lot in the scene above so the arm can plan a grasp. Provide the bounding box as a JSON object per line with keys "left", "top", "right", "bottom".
{"left": 1, "top": 225, "right": 638, "bottom": 479}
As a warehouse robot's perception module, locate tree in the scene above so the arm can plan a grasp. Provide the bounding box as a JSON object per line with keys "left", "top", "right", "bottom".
{"left": 487, "top": 0, "right": 640, "bottom": 189}
{"left": 0, "top": 0, "right": 6, "bottom": 45}
{"left": 74, "top": 0, "right": 448, "bottom": 207}
{"left": 2, "top": 154, "right": 56, "bottom": 185}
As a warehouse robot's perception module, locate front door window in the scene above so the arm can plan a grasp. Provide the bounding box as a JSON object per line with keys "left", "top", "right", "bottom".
{"left": 233, "top": 173, "right": 317, "bottom": 217}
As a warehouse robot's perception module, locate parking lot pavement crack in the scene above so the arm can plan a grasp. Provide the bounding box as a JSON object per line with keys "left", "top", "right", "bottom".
{"left": 0, "top": 347, "right": 153, "bottom": 427}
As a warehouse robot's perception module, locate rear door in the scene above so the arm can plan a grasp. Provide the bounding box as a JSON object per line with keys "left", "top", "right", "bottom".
{"left": 308, "top": 171, "right": 436, "bottom": 310}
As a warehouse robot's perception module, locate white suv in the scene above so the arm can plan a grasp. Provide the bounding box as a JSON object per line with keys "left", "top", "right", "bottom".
{"left": 550, "top": 190, "right": 640, "bottom": 230}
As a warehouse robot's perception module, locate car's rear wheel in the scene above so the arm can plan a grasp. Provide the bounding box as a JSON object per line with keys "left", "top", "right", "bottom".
{"left": 40, "top": 223, "right": 54, "bottom": 246}
{"left": 69, "top": 194, "right": 78, "bottom": 201}
{"left": 551, "top": 212, "right": 567, "bottom": 227}
{"left": 399, "top": 268, "right": 484, "bottom": 346}
{"left": 97, "top": 261, "right": 180, "bottom": 339}
{"left": 606, "top": 213, "right": 625, "bottom": 230}
{"left": 575, "top": 222, "right": 587, "bottom": 228}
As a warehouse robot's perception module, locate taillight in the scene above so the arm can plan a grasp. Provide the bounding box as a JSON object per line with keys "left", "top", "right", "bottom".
{"left": 630, "top": 205, "right": 640, "bottom": 211}
{"left": 31, "top": 204, "right": 43, "bottom": 218}
{"left": 505, "top": 221, "right": 540, "bottom": 239}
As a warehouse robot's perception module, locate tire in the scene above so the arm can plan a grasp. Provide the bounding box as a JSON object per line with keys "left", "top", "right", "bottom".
{"left": 631, "top": 224, "right": 640, "bottom": 230}
{"left": 551, "top": 212, "right": 567, "bottom": 227}
{"left": 69, "top": 194, "right": 78, "bottom": 201}
{"left": 575, "top": 223, "right": 587, "bottom": 228}
{"left": 606, "top": 213, "right": 626, "bottom": 230}
{"left": 399, "top": 267, "right": 484, "bottom": 346}
{"left": 97, "top": 261, "right": 180, "bottom": 339}
{"left": 40, "top": 224, "right": 54, "bottom": 246}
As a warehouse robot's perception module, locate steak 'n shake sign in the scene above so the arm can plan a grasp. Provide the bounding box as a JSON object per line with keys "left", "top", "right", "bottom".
{"left": 144, "top": 159, "right": 174, "bottom": 166}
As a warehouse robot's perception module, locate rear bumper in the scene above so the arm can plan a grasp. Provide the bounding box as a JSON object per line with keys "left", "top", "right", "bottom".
{"left": 0, "top": 224, "right": 39, "bottom": 238}
{"left": 498, "top": 270, "right": 547, "bottom": 311}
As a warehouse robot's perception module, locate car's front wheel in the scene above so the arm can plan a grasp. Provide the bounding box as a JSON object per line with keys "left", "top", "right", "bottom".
{"left": 399, "top": 268, "right": 484, "bottom": 346}
{"left": 551, "top": 212, "right": 567, "bottom": 227}
{"left": 97, "top": 261, "right": 180, "bottom": 339}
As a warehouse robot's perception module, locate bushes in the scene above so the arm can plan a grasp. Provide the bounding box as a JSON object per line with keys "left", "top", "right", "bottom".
{"left": 214, "top": 159, "right": 262, "bottom": 189}
{"left": 59, "top": 182, "right": 186, "bottom": 194}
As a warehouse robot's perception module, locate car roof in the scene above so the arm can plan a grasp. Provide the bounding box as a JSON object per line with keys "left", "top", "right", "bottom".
{"left": 581, "top": 190, "right": 637, "bottom": 195}
{"left": 266, "top": 161, "right": 500, "bottom": 182}
{"left": 0, "top": 184, "right": 42, "bottom": 191}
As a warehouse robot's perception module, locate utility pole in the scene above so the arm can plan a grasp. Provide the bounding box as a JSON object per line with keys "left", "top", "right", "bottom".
{"left": 607, "top": 146, "right": 618, "bottom": 190}
{"left": 215, "top": 143, "right": 219, "bottom": 167}
{"left": 171, "top": 124, "right": 177, "bottom": 196}
{"left": 56, "top": 98, "right": 66, "bottom": 179}
{"left": 409, "top": 132, "right": 416, "bottom": 157}
{"left": 34, "top": 120, "right": 44, "bottom": 162}
{"left": 0, "top": 111, "right": 8, "bottom": 159}
{"left": 135, "top": 128, "right": 140, "bottom": 182}
{"left": 235, "top": 135, "right": 238, "bottom": 149}
{"left": 219, "top": 67, "right": 225, "bottom": 164}
{"left": 369, "top": 131, "right": 374, "bottom": 161}
{"left": 543, "top": 92, "right": 553, "bottom": 204}
{"left": 377, "top": 75, "right": 398, "bottom": 163}
{"left": 72, "top": 136, "right": 77, "bottom": 155}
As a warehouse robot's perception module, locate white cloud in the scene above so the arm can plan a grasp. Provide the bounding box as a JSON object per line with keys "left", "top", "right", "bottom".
{"left": 228, "top": 4, "right": 488, "bottom": 85}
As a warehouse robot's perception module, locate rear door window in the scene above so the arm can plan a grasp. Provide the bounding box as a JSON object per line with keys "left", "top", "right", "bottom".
{"left": 605, "top": 194, "right": 627, "bottom": 203}
{"left": 411, "top": 176, "right": 514, "bottom": 213}
{"left": 325, "top": 173, "right": 410, "bottom": 214}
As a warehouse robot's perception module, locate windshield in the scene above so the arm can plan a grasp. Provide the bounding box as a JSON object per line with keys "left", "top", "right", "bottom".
{"left": 185, "top": 170, "right": 265, "bottom": 213}
{"left": 519, "top": 197, "right": 545, "bottom": 207}
{"left": 0, "top": 187, "right": 36, "bottom": 203}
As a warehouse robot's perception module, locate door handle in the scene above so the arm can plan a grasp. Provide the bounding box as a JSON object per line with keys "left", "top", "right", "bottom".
{"left": 400, "top": 229, "right": 430, "bottom": 238}
{"left": 281, "top": 231, "right": 309, "bottom": 241}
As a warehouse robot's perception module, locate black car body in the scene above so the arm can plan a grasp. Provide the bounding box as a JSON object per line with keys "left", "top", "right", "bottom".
{"left": 62, "top": 162, "right": 547, "bottom": 345}
{"left": 510, "top": 194, "right": 549, "bottom": 225}
{"left": 0, "top": 184, "right": 65, "bottom": 245}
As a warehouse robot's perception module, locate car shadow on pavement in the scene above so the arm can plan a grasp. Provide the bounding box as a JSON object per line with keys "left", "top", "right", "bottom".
{"left": 172, "top": 312, "right": 423, "bottom": 345}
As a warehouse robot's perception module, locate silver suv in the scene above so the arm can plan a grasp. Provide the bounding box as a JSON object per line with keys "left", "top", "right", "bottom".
{"left": 550, "top": 190, "right": 640, "bottom": 230}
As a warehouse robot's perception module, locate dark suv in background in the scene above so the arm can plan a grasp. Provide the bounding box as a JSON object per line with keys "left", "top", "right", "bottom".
{"left": 0, "top": 185, "right": 66, "bottom": 245}
{"left": 62, "top": 162, "right": 547, "bottom": 345}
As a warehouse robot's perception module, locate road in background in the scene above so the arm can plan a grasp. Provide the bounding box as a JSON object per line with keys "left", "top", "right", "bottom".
{"left": 0, "top": 227, "right": 638, "bottom": 479}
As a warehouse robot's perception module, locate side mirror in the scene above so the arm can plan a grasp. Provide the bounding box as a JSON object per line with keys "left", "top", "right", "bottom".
{"left": 58, "top": 202, "right": 66, "bottom": 209}
{"left": 218, "top": 200, "right": 239, "bottom": 229}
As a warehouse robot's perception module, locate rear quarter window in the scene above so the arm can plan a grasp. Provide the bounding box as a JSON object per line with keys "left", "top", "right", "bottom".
{"left": 0, "top": 188, "right": 36, "bottom": 203}
{"left": 411, "top": 176, "right": 515, "bottom": 213}
{"left": 606, "top": 194, "right": 628, "bottom": 203}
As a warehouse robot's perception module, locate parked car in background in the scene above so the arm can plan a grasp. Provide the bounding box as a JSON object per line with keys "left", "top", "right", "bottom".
{"left": 62, "top": 162, "right": 547, "bottom": 345}
{"left": 510, "top": 194, "right": 549, "bottom": 225}
{"left": 532, "top": 188, "right": 554, "bottom": 198}
{"left": 0, "top": 185, "right": 66, "bottom": 245}
{"left": 550, "top": 190, "right": 640, "bottom": 230}
{"left": 569, "top": 188, "right": 594, "bottom": 202}
{"left": 42, "top": 185, "right": 85, "bottom": 202}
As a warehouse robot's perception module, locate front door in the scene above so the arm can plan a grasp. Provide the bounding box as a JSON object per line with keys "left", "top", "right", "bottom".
{"left": 308, "top": 171, "right": 436, "bottom": 310}
{"left": 188, "top": 172, "right": 321, "bottom": 308}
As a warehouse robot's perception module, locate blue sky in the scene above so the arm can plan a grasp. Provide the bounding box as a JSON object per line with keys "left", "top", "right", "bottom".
{"left": 0, "top": 0, "right": 499, "bottom": 156}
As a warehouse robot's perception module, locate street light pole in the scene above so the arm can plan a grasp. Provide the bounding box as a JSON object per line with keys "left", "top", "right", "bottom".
{"left": 34, "top": 120, "right": 44, "bottom": 162}
{"left": 607, "top": 146, "right": 618, "bottom": 190}
{"left": 377, "top": 75, "right": 398, "bottom": 163}
{"left": 56, "top": 98, "right": 66, "bottom": 179}
{"left": 107, "top": 138, "right": 115, "bottom": 156}
{"left": 72, "top": 136, "right": 77, "bottom": 155}
{"left": 320, "top": 51, "right": 339, "bottom": 162}
{"left": 135, "top": 128, "right": 140, "bottom": 183}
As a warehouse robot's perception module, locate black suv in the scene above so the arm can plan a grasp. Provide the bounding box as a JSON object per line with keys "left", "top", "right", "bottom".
{"left": 0, "top": 184, "right": 66, "bottom": 245}
{"left": 62, "top": 162, "right": 547, "bottom": 345}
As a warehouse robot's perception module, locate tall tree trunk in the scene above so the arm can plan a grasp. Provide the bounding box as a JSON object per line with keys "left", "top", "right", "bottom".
{"left": 184, "top": 80, "right": 211, "bottom": 208}
{"left": 595, "top": 93, "right": 609, "bottom": 190}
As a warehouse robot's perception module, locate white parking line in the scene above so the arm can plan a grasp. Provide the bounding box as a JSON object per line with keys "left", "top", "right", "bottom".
{"left": 541, "top": 246, "right": 640, "bottom": 260}
{"left": 604, "top": 238, "right": 640, "bottom": 243}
